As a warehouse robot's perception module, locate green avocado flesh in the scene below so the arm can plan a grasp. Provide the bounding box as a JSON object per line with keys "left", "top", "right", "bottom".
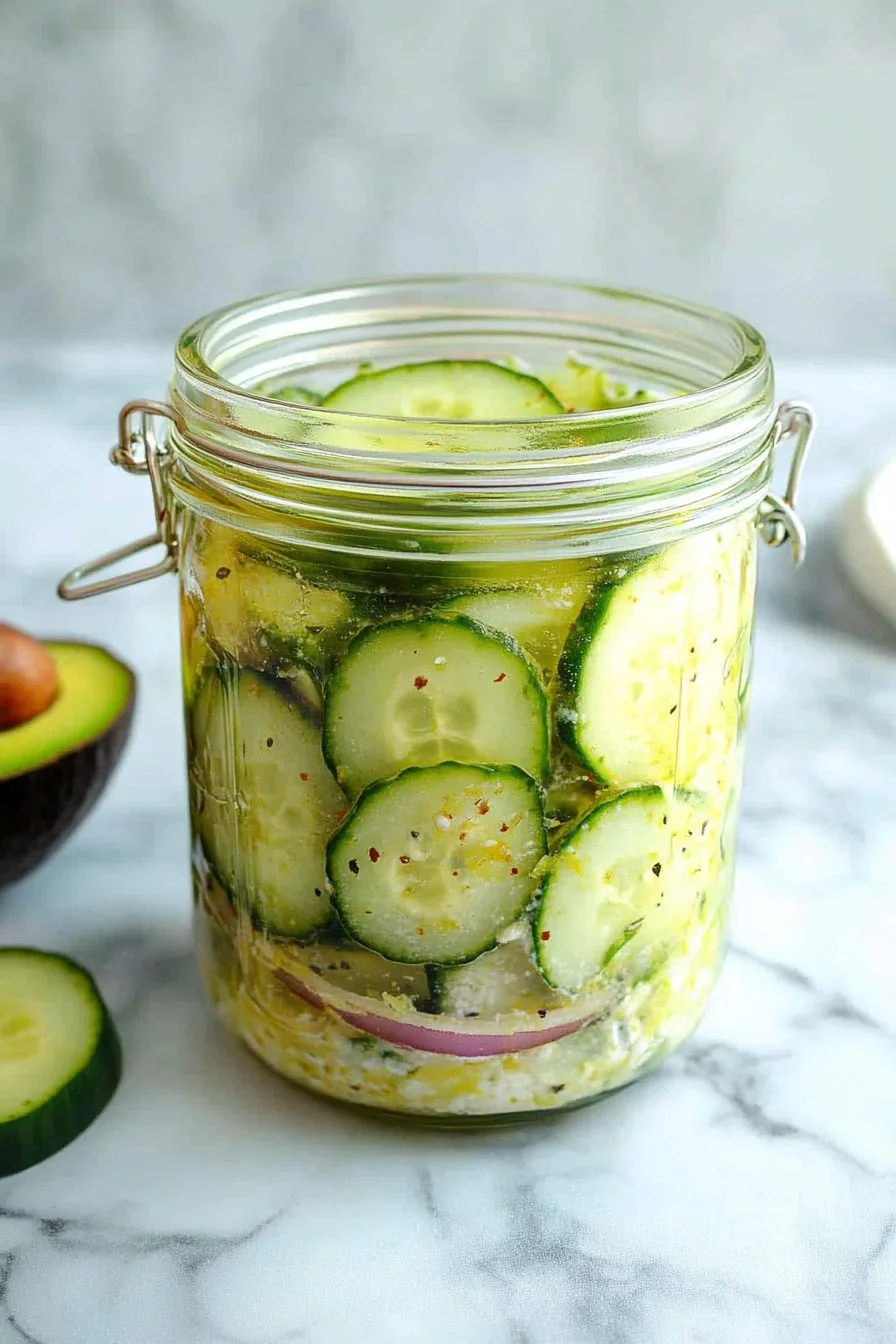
{"left": 0, "top": 643, "right": 133, "bottom": 781}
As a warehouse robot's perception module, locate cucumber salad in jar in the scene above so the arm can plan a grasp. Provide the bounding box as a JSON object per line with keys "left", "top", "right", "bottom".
{"left": 185, "top": 356, "right": 756, "bottom": 1121}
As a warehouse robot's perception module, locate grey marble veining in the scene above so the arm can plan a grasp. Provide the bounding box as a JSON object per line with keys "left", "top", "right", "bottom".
{"left": 2, "top": 1, "right": 896, "bottom": 354}
{"left": 0, "top": 352, "right": 895, "bottom": 1342}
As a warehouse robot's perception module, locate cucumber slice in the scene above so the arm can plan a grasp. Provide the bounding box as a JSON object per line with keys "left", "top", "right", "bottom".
{"left": 263, "top": 939, "right": 431, "bottom": 1006}
{"left": 557, "top": 527, "right": 745, "bottom": 789}
{"left": 323, "top": 617, "right": 550, "bottom": 796}
{"left": 429, "top": 935, "right": 570, "bottom": 1017}
{"left": 195, "top": 525, "right": 354, "bottom": 673}
{"left": 533, "top": 787, "right": 705, "bottom": 993}
{"left": 327, "top": 763, "right": 547, "bottom": 964}
{"left": 436, "top": 578, "right": 588, "bottom": 682}
{"left": 192, "top": 668, "right": 347, "bottom": 939}
{"left": 321, "top": 360, "right": 564, "bottom": 419}
{"left": 0, "top": 949, "right": 122, "bottom": 1176}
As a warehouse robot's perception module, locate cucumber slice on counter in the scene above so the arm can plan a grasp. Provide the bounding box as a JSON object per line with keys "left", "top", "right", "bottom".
{"left": 0, "top": 949, "right": 122, "bottom": 1176}
{"left": 321, "top": 360, "right": 565, "bottom": 419}
{"left": 557, "top": 528, "right": 744, "bottom": 789}
{"left": 533, "top": 787, "right": 703, "bottom": 994}
{"left": 429, "top": 935, "right": 570, "bottom": 1017}
{"left": 435, "top": 579, "right": 588, "bottom": 681}
{"left": 327, "top": 763, "right": 547, "bottom": 964}
{"left": 192, "top": 668, "right": 347, "bottom": 939}
{"left": 323, "top": 617, "right": 550, "bottom": 796}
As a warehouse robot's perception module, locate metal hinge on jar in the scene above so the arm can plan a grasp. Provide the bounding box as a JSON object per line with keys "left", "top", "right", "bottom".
{"left": 58, "top": 396, "right": 817, "bottom": 599}
{"left": 58, "top": 401, "right": 184, "bottom": 600}
{"left": 759, "top": 400, "right": 815, "bottom": 566}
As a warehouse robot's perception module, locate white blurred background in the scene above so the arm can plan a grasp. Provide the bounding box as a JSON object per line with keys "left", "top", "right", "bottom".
{"left": 2, "top": 0, "right": 894, "bottom": 354}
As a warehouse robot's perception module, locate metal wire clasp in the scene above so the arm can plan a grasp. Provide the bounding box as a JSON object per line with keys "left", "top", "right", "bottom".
{"left": 759, "top": 400, "right": 815, "bottom": 566}
{"left": 58, "top": 400, "right": 185, "bottom": 600}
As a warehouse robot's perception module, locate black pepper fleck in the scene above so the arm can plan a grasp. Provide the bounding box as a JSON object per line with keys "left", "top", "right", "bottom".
{"left": 348, "top": 858, "right": 360, "bottom": 875}
{"left": 652, "top": 862, "right": 662, "bottom": 876}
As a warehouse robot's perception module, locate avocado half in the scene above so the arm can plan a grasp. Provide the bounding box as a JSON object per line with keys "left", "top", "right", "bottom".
{"left": 0, "top": 641, "right": 135, "bottom": 888}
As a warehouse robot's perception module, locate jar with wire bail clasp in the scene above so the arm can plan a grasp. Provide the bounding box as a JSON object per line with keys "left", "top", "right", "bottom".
{"left": 59, "top": 277, "right": 813, "bottom": 1124}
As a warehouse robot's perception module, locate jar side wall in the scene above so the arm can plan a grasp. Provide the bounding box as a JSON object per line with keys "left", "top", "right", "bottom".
{"left": 182, "top": 501, "right": 755, "bottom": 1119}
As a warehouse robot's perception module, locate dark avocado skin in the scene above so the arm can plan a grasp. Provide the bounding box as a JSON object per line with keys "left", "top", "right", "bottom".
{"left": 0, "top": 660, "right": 135, "bottom": 889}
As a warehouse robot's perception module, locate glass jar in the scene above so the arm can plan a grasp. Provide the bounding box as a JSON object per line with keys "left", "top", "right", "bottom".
{"left": 60, "top": 278, "right": 813, "bottom": 1124}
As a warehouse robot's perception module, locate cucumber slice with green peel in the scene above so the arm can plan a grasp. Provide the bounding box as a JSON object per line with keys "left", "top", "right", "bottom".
{"left": 262, "top": 939, "right": 431, "bottom": 1006}
{"left": 557, "top": 528, "right": 746, "bottom": 790}
{"left": 195, "top": 526, "right": 355, "bottom": 674}
{"left": 321, "top": 360, "right": 565, "bottom": 419}
{"left": 0, "top": 949, "right": 122, "bottom": 1176}
{"left": 327, "top": 763, "right": 547, "bottom": 965}
{"left": 533, "top": 787, "right": 709, "bottom": 994}
{"left": 428, "top": 935, "right": 570, "bottom": 1017}
{"left": 323, "top": 617, "right": 550, "bottom": 796}
{"left": 435, "top": 579, "right": 589, "bottom": 681}
{"left": 191, "top": 668, "right": 347, "bottom": 939}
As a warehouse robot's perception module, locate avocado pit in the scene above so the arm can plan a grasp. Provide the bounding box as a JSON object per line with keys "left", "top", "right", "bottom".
{"left": 0, "top": 624, "right": 60, "bottom": 729}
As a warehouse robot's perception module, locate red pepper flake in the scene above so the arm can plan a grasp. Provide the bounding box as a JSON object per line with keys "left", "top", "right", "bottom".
{"left": 368, "top": 847, "right": 380, "bottom": 863}
{"left": 348, "top": 858, "right": 360, "bottom": 875}
{"left": 459, "top": 832, "right": 468, "bottom": 841}
{"left": 477, "top": 800, "right": 490, "bottom": 815}
{"left": 300, "top": 772, "right": 309, "bottom": 781}
{"left": 541, "top": 930, "right": 551, "bottom": 942}
{"left": 266, "top": 737, "right": 274, "bottom": 748}
{"left": 417, "top": 927, "right": 425, "bottom": 936}
{"left": 399, "top": 855, "right": 411, "bottom": 864}
{"left": 510, "top": 867, "right": 519, "bottom": 875}
{"left": 215, "top": 566, "right": 231, "bottom": 580}
{"left": 414, "top": 676, "right": 429, "bottom": 689}
{"left": 493, "top": 672, "right": 506, "bottom": 683}
{"left": 500, "top": 822, "right": 509, "bottom": 833}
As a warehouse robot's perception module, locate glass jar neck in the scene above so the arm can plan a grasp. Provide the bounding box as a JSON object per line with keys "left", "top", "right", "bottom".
{"left": 166, "top": 277, "right": 776, "bottom": 559}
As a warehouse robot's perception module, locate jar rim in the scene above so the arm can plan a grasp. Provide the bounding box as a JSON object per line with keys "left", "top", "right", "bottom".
{"left": 166, "top": 276, "right": 776, "bottom": 559}
{"left": 174, "top": 274, "right": 769, "bottom": 435}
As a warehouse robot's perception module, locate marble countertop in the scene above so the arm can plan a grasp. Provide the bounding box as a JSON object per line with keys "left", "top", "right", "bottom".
{"left": 1, "top": 351, "right": 895, "bottom": 1344}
